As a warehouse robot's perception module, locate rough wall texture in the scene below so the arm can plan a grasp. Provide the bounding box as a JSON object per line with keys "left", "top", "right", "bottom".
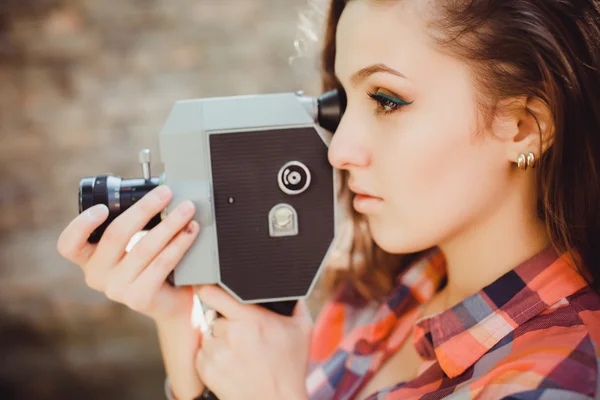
{"left": 0, "top": 1, "right": 325, "bottom": 398}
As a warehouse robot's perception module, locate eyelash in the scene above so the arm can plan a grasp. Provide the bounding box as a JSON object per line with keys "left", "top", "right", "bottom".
{"left": 367, "top": 91, "right": 412, "bottom": 116}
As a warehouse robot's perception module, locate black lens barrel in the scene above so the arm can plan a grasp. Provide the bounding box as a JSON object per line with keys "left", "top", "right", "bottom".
{"left": 78, "top": 175, "right": 162, "bottom": 243}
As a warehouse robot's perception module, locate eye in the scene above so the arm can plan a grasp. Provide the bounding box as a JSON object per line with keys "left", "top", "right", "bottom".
{"left": 367, "top": 90, "right": 413, "bottom": 116}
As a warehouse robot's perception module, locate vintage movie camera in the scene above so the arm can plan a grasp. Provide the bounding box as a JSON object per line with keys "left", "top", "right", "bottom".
{"left": 78, "top": 89, "right": 346, "bottom": 317}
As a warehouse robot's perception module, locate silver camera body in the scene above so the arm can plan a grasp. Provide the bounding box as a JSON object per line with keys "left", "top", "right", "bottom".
{"left": 158, "top": 90, "right": 341, "bottom": 305}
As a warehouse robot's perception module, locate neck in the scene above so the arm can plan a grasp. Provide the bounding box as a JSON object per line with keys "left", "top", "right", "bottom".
{"left": 438, "top": 176, "right": 550, "bottom": 308}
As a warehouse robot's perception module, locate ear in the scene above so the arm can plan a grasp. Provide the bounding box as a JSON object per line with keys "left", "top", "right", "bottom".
{"left": 493, "top": 95, "right": 555, "bottom": 164}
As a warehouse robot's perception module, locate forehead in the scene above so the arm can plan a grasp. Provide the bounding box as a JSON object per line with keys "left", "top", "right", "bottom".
{"left": 334, "top": 0, "right": 433, "bottom": 82}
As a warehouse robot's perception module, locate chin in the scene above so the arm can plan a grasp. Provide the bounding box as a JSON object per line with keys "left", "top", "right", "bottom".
{"left": 367, "top": 217, "right": 435, "bottom": 255}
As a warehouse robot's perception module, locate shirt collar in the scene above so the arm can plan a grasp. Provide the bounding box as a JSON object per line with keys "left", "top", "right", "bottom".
{"left": 411, "top": 245, "right": 588, "bottom": 379}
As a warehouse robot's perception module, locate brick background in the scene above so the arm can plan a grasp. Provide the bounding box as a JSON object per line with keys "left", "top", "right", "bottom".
{"left": 0, "top": 1, "right": 327, "bottom": 398}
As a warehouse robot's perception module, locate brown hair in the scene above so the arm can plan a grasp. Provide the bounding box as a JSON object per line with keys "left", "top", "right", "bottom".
{"left": 318, "top": 0, "right": 600, "bottom": 303}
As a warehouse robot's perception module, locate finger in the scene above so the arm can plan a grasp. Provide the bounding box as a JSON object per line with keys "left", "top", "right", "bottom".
{"left": 197, "top": 285, "right": 255, "bottom": 321}
{"left": 131, "top": 221, "right": 200, "bottom": 298}
{"left": 56, "top": 204, "right": 109, "bottom": 266}
{"left": 195, "top": 349, "right": 208, "bottom": 383}
{"left": 199, "top": 333, "right": 228, "bottom": 362}
{"left": 120, "top": 200, "right": 197, "bottom": 283}
{"left": 210, "top": 318, "right": 228, "bottom": 341}
{"left": 196, "top": 335, "right": 228, "bottom": 389}
{"left": 292, "top": 299, "right": 314, "bottom": 328}
{"left": 91, "top": 185, "right": 173, "bottom": 267}
{"left": 195, "top": 347, "right": 218, "bottom": 391}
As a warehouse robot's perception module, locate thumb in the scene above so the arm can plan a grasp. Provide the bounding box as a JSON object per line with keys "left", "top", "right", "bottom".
{"left": 292, "top": 299, "right": 313, "bottom": 328}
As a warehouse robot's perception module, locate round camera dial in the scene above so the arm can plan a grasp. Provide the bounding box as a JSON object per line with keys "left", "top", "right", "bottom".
{"left": 277, "top": 161, "right": 311, "bottom": 195}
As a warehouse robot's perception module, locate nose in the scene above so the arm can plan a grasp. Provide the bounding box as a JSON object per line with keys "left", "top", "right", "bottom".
{"left": 327, "top": 112, "right": 371, "bottom": 170}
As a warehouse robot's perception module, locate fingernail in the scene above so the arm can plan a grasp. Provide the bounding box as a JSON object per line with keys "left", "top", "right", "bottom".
{"left": 154, "top": 185, "right": 171, "bottom": 201}
{"left": 178, "top": 200, "right": 195, "bottom": 216}
{"left": 86, "top": 204, "right": 108, "bottom": 220}
{"left": 185, "top": 220, "right": 198, "bottom": 234}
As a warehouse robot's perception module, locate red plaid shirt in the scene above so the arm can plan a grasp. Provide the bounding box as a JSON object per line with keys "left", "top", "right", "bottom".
{"left": 307, "top": 246, "right": 600, "bottom": 399}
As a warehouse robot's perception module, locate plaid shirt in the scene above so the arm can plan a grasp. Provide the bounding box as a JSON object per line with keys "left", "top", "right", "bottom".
{"left": 307, "top": 246, "right": 600, "bottom": 399}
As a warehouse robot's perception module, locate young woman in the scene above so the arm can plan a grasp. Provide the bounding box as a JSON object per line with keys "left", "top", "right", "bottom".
{"left": 57, "top": 0, "right": 600, "bottom": 398}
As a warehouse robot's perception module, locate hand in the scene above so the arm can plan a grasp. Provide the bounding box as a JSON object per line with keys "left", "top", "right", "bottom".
{"left": 195, "top": 285, "right": 312, "bottom": 400}
{"left": 56, "top": 185, "right": 200, "bottom": 323}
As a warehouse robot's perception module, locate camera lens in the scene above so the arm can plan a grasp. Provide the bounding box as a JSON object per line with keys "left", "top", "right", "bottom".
{"left": 277, "top": 161, "right": 311, "bottom": 195}
{"left": 78, "top": 175, "right": 162, "bottom": 243}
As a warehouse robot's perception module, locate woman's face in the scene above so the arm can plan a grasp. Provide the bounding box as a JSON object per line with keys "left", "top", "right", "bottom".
{"left": 329, "top": 0, "right": 515, "bottom": 253}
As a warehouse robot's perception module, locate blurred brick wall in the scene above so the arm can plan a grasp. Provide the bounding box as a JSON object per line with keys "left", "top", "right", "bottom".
{"left": 0, "top": 0, "right": 324, "bottom": 398}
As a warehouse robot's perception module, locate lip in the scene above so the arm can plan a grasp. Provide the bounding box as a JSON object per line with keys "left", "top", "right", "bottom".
{"left": 348, "top": 183, "right": 381, "bottom": 199}
{"left": 349, "top": 183, "right": 383, "bottom": 213}
{"left": 353, "top": 194, "right": 383, "bottom": 213}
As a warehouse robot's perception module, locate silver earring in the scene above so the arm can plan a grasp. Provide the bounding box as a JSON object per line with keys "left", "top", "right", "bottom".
{"left": 517, "top": 153, "right": 527, "bottom": 170}
{"left": 526, "top": 152, "right": 536, "bottom": 169}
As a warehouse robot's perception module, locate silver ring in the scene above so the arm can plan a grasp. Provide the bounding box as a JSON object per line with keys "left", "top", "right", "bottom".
{"left": 201, "top": 309, "right": 218, "bottom": 336}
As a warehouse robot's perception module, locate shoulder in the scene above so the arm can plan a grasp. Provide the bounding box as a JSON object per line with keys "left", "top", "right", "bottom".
{"left": 566, "top": 285, "right": 600, "bottom": 343}
{"left": 469, "top": 286, "right": 600, "bottom": 399}
{"left": 307, "top": 280, "right": 376, "bottom": 362}
{"left": 307, "top": 248, "right": 440, "bottom": 364}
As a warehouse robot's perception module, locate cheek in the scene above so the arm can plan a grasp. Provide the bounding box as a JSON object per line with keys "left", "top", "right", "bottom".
{"left": 382, "top": 130, "right": 472, "bottom": 216}
{"left": 379, "top": 108, "right": 476, "bottom": 202}
{"left": 373, "top": 112, "right": 507, "bottom": 250}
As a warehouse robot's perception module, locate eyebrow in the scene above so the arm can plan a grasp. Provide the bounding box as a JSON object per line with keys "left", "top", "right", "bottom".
{"left": 349, "top": 63, "right": 408, "bottom": 86}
